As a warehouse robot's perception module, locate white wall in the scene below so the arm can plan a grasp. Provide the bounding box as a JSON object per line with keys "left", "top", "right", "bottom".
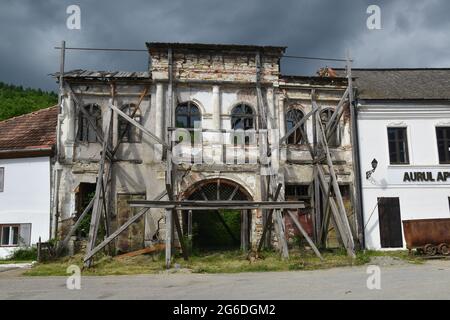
{"left": 0, "top": 157, "right": 51, "bottom": 258}
{"left": 358, "top": 103, "right": 450, "bottom": 250}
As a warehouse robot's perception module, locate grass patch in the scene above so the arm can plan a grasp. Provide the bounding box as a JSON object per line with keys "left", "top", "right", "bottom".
{"left": 23, "top": 248, "right": 421, "bottom": 277}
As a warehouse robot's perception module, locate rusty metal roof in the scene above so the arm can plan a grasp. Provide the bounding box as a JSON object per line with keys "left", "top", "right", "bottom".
{"left": 53, "top": 69, "right": 151, "bottom": 80}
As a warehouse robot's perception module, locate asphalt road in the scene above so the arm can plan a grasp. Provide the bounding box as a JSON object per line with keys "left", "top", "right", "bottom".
{"left": 1, "top": 260, "right": 450, "bottom": 300}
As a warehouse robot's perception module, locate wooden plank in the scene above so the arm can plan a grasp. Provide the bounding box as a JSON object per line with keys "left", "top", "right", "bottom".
{"left": 115, "top": 244, "right": 166, "bottom": 260}
{"left": 287, "top": 211, "right": 323, "bottom": 260}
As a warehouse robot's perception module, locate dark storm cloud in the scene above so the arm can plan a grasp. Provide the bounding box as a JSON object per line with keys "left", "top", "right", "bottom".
{"left": 0, "top": 0, "right": 449, "bottom": 91}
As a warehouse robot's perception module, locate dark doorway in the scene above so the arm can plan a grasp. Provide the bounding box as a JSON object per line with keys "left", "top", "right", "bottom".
{"left": 378, "top": 197, "right": 403, "bottom": 248}
{"left": 74, "top": 183, "right": 96, "bottom": 239}
{"left": 182, "top": 179, "right": 252, "bottom": 252}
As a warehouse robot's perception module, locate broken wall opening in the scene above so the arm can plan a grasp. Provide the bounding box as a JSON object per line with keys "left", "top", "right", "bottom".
{"left": 181, "top": 179, "right": 252, "bottom": 252}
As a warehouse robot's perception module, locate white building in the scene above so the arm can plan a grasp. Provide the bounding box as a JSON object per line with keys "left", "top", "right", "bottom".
{"left": 0, "top": 106, "right": 58, "bottom": 258}
{"left": 355, "top": 69, "right": 450, "bottom": 250}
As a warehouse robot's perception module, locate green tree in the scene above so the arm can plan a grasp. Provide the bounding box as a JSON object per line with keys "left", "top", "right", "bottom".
{"left": 0, "top": 82, "right": 58, "bottom": 121}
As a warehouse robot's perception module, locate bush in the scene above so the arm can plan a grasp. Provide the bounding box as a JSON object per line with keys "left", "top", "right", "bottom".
{"left": 7, "top": 247, "right": 37, "bottom": 261}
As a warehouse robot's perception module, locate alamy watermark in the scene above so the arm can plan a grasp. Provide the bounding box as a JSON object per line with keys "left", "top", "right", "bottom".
{"left": 366, "top": 265, "right": 381, "bottom": 290}
{"left": 66, "top": 5, "right": 81, "bottom": 30}
{"left": 66, "top": 265, "right": 81, "bottom": 290}
{"left": 366, "top": 5, "right": 381, "bottom": 30}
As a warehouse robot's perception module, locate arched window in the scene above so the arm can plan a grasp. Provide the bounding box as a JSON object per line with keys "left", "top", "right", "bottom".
{"left": 231, "top": 104, "right": 255, "bottom": 130}
{"left": 176, "top": 102, "right": 201, "bottom": 129}
{"left": 320, "top": 108, "right": 339, "bottom": 147}
{"left": 78, "top": 104, "right": 102, "bottom": 143}
{"left": 118, "top": 104, "right": 142, "bottom": 143}
{"left": 286, "top": 109, "right": 305, "bottom": 145}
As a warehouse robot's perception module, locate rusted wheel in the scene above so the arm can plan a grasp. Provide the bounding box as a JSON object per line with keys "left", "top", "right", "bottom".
{"left": 424, "top": 244, "right": 437, "bottom": 256}
{"left": 438, "top": 243, "right": 449, "bottom": 256}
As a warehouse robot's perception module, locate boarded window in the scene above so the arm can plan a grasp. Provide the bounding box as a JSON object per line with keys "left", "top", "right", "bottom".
{"left": 116, "top": 194, "right": 146, "bottom": 253}
{"left": 0, "top": 167, "right": 4, "bottom": 192}
{"left": 388, "top": 127, "right": 409, "bottom": 164}
{"left": 436, "top": 127, "right": 450, "bottom": 164}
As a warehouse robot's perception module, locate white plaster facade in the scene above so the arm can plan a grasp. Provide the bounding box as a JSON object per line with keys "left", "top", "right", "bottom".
{"left": 0, "top": 156, "right": 51, "bottom": 258}
{"left": 358, "top": 103, "right": 450, "bottom": 250}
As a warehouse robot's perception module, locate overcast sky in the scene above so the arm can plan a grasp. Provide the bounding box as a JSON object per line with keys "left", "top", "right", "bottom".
{"left": 1, "top": 0, "right": 449, "bottom": 91}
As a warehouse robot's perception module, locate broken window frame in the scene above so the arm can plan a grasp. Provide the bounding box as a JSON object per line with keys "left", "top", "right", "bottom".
{"left": 387, "top": 127, "right": 410, "bottom": 165}
{"left": 118, "top": 104, "right": 143, "bottom": 143}
{"left": 436, "top": 127, "right": 450, "bottom": 164}
{"left": 286, "top": 109, "right": 306, "bottom": 145}
{"left": 320, "top": 108, "right": 340, "bottom": 147}
{"left": 231, "top": 104, "right": 255, "bottom": 131}
{"left": 77, "top": 104, "right": 102, "bottom": 143}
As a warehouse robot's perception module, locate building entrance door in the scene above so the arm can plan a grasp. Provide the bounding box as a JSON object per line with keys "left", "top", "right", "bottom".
{"left": 378, "top": 197, "right": 403, "bottom": 248}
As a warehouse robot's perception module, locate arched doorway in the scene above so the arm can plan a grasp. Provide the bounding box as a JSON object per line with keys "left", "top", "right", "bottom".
{"left": 181, "top": 179, "right": 252, "bottom": 252}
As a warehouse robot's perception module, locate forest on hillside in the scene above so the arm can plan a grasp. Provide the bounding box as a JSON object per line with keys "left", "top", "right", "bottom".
{"left": 0, "top": 82, "right": 58, "bottom": 121}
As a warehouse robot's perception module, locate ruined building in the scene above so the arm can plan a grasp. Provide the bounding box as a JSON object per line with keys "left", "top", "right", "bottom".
{"left": 54, "top": 43, "right": 361, "bottom": 262}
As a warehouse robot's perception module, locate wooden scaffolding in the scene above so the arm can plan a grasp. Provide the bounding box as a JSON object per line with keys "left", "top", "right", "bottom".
{"left": 55, "top": 42, "right": 360, "bottom": 268}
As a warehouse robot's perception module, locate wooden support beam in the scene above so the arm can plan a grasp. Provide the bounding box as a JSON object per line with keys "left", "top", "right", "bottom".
{"left": 165, "top": 208, "right": 172, "bottom": 269}
{"left": 128, "top": 200, "right": 305, "bottom": 210}
{"left": 109, "top": 103, "right": 168, "bottom": 147}
{"left": 280, "top": 107, "right": 318, "bottom": 145}
{"left": 112, "top": 86, "right": 150, "bottom": 155}
{"left": 287, "top": 211, "right": 323, "bottom": 260}
{"left": 257, "top": 184, "right": 282, "bottom": 252}
{"left": 241, "top": 210, "right": 249, "bottom": 252}
{"left": 83, "top": 191, "right": 167, "bottom": 264}
{"left": 187, "top": 210, "right": 193, "bottom": 240}
{"left": 84, "top": 208, "right": 149, "bottom": 263}
{"left": 274, "top": 209, "right": 289, "bottom": 259}
{"left": 84, "top": 108, "right": 112, "bottom": 267}
{"left": 173, "top": 210, "right": 188, "bottom": 261}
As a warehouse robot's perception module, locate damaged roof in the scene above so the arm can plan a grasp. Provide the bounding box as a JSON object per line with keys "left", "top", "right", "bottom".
{"left": 0, "top": 106, "right": 58, "bottom": 158}
{"left": 280, "top": 75, "right": 349, "bottom": 87}
{"left": 146, "top": 42, "right": 287, "bottom": 55}
{"left": 53, "top": 69, "right": 151, "bottom": 81}
{"left": 336, "top": 68, "right": 450, "bottom": 100}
